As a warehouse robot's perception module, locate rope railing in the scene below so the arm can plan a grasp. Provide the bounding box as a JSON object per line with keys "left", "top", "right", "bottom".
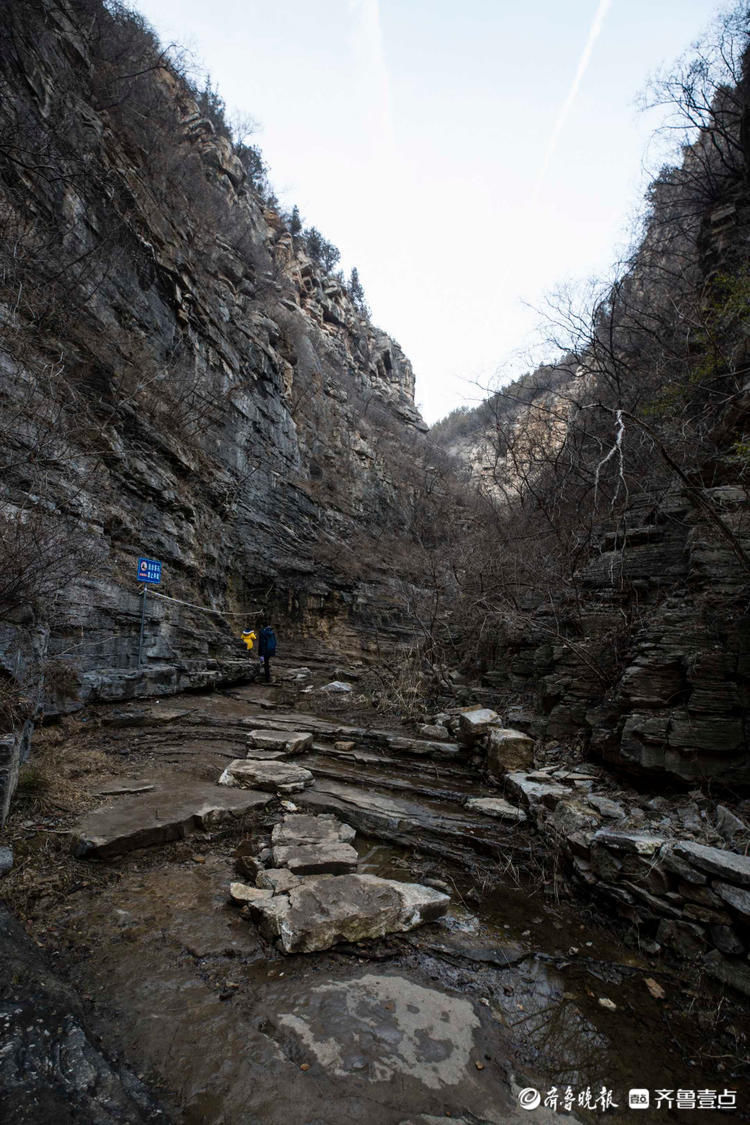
{"left": 135, "top": 585, "right": 264, "bottom": 664}
{"left": 141, "top": 587, "right": 260, "bottom": 618}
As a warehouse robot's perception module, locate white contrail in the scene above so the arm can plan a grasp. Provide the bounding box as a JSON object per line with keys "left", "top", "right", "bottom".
{"left": 349, "top": 0, "right": 395, "bottom": 157}
{"left": 531, "top": 0, "right": 613, "bottom": 203}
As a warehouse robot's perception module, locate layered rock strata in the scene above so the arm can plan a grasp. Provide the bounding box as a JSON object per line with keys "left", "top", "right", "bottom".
{"left": 485, "top": 486, "right": 750, "bottom": 784}
{"left": 0, "top": 0, "right": 435, "bottom": 727}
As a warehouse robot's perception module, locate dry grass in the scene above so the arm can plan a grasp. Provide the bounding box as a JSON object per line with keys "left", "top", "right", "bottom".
{"left": 14, "top": 719, "right": 124, "bottom": 818}
{"left": 1, "top": 717, "right": 128, "bottom": 920}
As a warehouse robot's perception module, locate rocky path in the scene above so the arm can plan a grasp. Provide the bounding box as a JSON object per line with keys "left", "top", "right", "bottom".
{"left": 2, "top": 682, "right": 749, "bottom": 1123}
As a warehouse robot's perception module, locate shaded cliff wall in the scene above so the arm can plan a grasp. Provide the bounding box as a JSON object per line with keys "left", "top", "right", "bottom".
{"left": 433, "top": 50, "right": 750, "bottom": 786}
{"left": 0, "top": 0, "right": 446, "bottom": 724}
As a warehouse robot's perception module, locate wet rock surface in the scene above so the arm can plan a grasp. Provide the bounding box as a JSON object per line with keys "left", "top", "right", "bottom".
{"left": 0, "top": 906, "right": 163, "bottom": 1124}
{"left": 3, "top": 684, "right": 750, "bottom": 1122}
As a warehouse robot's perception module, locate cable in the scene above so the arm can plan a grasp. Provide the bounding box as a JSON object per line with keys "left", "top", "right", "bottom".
{"left": 138, "top": 587, "right": 259, "bottom": 618}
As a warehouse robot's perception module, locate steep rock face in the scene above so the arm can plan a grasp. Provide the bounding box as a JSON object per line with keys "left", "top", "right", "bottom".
{"left": 441, "top": 375, "right": 750, "bottom": 785}
{"left": 501, "top": 483, "right": 750, "bottom": 784}
{"left": 435, "top": 362, "right": 577, "bottom": 500}
{"left": 0, "top": 0, "right": 432, "bottom": 715}
{"left": 435, "top": 167, "right": 750, "bottom": 784}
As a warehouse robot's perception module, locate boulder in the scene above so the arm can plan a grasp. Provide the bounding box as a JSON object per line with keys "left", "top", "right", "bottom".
{"left": 485, "top": 728, "right": 534, "bottom": 776}
{"left": 319, "top": 681, "right": 352, "bottom": 693}
{"left": 219, "top": 759, "right": 314, "bottom": 795}
{"left": 505, "top": 772, "right": 569, "bottom": 810}
{"left": 457, "top": 708, "right": 499, "bottom": 748}
{"left": 464, "top": 797, "right": 527, "bottom": 823}
{"left": 0, "top": 845, "right": 13, "bottom": 876}
{"left": 252, "top": 873, "right": 450, "bottom": 953}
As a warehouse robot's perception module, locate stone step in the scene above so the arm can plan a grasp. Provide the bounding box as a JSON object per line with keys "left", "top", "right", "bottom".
{"left": 219, "top": 759, "right": 314, "bottom": 795}
{"left": 241, "top": 714, "right": 462, "bottom": 761}
{"left": 312, "top": 743, "right": 472, "bottom": 782}
{"left": 72, "top": 780, "right": 272, "bottom": 858}
{"left": 235, "top": 872, "right": 450, "bottom": 954}
{"left": 246, "top": 730, "right": 313, "bottom": 755}
{"left": 307, "top": 759, "right": 492, "bottom": 806}
{"left": 295, "top": 779, "right": 530, "bottom": 862}
{"left": 269, "top": 812, "right": 358, "bottom": 874}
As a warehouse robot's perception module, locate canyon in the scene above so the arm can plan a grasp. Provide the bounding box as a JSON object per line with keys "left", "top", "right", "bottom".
{"left": 1, "top": 1, "right": 750, "bottom": 1121}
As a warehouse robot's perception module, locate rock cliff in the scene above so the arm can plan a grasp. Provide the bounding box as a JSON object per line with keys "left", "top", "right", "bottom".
{"left": 436, "top": 347, "right": 750, "bottom": 788}
{"left": 433, "top": 53, "right": 750, "bottom": 787}
{"left": 0, "top": 0, "right": 438, "bottom": 718}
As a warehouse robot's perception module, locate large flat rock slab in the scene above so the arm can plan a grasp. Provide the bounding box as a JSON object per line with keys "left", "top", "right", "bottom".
{"left": 276, "top": 972, "right": 482, "bottom": 1091}
{"left": 72, "top": 781, "right": 272, "bottom": 858}
{"left": 219, "top": 758, "right": 314, "bottom": 794}
{"left": 252, "top": 873, "right": 450, "bottom": 953}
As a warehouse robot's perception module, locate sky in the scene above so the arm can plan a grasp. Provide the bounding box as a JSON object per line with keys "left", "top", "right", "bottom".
{"left": 134, "top": 0, "right": 727, "bottom": 423}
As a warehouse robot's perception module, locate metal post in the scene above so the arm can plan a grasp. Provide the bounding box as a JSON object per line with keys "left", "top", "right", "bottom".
{"left": 138, "top": 584, "right": 147, "bottom": 667}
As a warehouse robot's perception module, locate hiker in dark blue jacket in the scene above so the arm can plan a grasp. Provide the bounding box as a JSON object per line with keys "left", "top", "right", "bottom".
{"left": 258, "top": 624, "right": 277, "bottom": 684}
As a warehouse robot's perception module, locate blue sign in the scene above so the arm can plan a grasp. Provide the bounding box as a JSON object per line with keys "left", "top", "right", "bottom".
{"left": 137, "top": 556, "right": 162, "bottom": 584}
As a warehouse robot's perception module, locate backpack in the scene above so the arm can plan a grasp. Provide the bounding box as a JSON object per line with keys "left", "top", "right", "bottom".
{"left": 261, "top": 626, "right": 277, "bottom": 656}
